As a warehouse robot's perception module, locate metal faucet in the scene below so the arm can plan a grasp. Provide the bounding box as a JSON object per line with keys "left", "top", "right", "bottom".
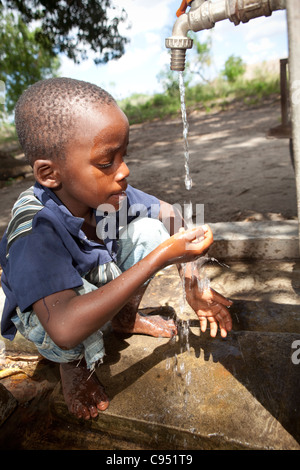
{"left": 166, "top": 0, "right": 287, "bottom": 71}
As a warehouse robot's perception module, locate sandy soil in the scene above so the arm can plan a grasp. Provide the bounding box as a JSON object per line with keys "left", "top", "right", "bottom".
{"left": 0, "top": 96, "right": 297, "bottom": 237}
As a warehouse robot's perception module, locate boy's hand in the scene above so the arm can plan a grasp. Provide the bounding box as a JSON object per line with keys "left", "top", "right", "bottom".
{"left": 185, "top": 277, "right": 233, "bottom": 337}
{"left": 159, "top": 225, "right": 213, "bottom": 267}
{"left": 158, "top": 220, "right": 232, "bottom": 337}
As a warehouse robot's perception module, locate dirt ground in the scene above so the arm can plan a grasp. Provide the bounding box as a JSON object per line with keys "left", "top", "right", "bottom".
{"left": 0, "top": 97, "right": 299, "bottom": 450}
{"left": 0, "top": 96, "right": 297, "bottom": 237}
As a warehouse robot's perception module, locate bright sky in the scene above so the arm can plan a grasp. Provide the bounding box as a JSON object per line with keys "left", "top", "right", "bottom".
{"left": 59, "top": 0, "right": 289, "bottom": 100}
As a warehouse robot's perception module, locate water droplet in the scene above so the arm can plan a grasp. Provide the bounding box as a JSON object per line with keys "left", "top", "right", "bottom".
{"left": 185, "top": 175, "right": 193, "bottom": 191}
{"left": 185, "top": 370, "right": 192, "bottom": 386}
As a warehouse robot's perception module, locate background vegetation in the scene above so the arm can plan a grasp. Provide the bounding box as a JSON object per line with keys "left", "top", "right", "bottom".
{"left": 119, "top": 67, "right": 279, "bottom": 125}
{"left": 119, "top": 34, "right": 280, "bottom": 125}
{"left": 0, "top": 0, "right": 129, "bottom": 119}
{"left": 0, "top": 2, "right": 280, "bottom": 127}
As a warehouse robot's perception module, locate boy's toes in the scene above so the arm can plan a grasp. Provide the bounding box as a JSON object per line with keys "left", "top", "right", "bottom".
{"left": 89, "top": 404, "right": 100, "bottom": 418}
{"left": 71, "top": 400, "right": 91, "bottom": 420}
{"left": 94, "top": 383, "right": 110, "bottom": 411}
{"left": 74, "top": 402, "right": 102, "bottom": 420}
{"left": 97, "top": 399, "right": 109, "bottom": 411}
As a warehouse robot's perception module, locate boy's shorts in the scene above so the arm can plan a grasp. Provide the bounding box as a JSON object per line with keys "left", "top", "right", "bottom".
{"left": 11, "top": 218, "right": 170, "bottom": 370}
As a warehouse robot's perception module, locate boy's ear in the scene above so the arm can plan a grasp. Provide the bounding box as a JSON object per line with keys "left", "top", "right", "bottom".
{"left": 33, "top": 159, "right": 61, "bottom": 188}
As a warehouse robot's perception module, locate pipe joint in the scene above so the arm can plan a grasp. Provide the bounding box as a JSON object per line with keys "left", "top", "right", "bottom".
{"left": 228, "top": 0, "right": 272, "bottom": 26}
{"left": 166, "top": 0, "right": 286, "bottom": 71}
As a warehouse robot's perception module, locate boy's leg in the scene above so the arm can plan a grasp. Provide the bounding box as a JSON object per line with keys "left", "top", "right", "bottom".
{"left": 112, "top": 217, "right": 177, "bottom": 337}
{"left": 12, "top": 278, "right": 106, "bottom": 369}
{"left": 59, "top": 279, "right": 110, "bottom": 419}
{"left": 11, "top": 279, "right": 110, "bottom": 420}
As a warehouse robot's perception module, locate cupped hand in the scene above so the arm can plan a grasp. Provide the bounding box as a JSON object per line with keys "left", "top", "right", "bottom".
{"left": 159, "top": 225, "right": 213, "bottom": 267}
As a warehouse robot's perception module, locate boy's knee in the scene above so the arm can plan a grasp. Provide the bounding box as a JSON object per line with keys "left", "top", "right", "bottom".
{"left": 117, "top": 217, "right": 170, "bottom": 270}
{"left": 127, "top": 217, "right": 169, "bottom": 244}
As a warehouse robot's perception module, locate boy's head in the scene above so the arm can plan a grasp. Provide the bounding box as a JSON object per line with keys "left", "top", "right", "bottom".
{"left": 15, "top": 77, "right": 130, "bottom": 216}
{"left": 15, "top": 77, "right": 116, "bottom": 166}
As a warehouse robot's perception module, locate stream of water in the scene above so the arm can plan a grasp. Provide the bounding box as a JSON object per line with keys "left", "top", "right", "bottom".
{"left": 165, "top": 72, "right": 207, "bottom": 395}
{"left": 178, "top": 72, "right": 193, "bottom": 192}
{"left": 175, "top": 73, "right": 231, "bottom": 384}
{"left": 172, "top": 72, "right": 230, "bottom": 400}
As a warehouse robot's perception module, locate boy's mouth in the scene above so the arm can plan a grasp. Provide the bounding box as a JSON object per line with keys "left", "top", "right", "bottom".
{"left": 109, "top": 190, "right": 127, "bottom": 205}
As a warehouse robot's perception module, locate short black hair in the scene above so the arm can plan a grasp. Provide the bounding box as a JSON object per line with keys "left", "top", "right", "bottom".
{"left": 15, "top": 77, "right": 116, "bottom": 165}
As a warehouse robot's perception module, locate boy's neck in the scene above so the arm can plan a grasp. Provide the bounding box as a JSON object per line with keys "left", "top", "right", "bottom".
{"left": 51, "top": 187, "right": 93, "bottom": 221}
{"left": 82, "top": 215, "right": 104, "bottom": 244}
{"left": 50, "top": 187, "right": 103, "bottom": 243}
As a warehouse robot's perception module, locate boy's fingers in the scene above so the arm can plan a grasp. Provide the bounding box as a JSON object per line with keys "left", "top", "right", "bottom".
{"left": 216, "top": 310, "right": 232, "bottom": 329}
{"left": 208, "top": 317, "right": 218, "bottom": 337}
{"left": 188, "top": 235, "right": 213, "bottom": 253}
{"left": 209, "top": 288, "right": 233, "bottom": 307}
{"left": 220, "top": 327, "right": 228, "bottom": 338}
{"left": 199, "top": 316, "right": 207, "bottom": 333}
{"left": 183, "top": 225, "right": 211, "bottom": 242}
{"left": 182, "top": 226, "right": 213, "bottom": 255}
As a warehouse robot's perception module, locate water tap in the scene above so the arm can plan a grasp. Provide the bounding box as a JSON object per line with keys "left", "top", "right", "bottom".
{"left": 165, "top": 0, "right": 286, "bottom": 71}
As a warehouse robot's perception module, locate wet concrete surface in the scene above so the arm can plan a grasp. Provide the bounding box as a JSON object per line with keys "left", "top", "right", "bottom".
{"left": 0, "top": 259, "right": 299, "bottom": 450}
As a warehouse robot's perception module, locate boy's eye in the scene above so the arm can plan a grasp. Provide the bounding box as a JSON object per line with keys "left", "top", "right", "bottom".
{"left": 98, "top": 162, "right": 113, "bottom": 169}
{"left": 96, "top": 154, "right": 129, "bottom": 170}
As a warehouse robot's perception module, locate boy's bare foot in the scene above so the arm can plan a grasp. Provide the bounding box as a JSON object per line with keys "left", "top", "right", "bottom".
{"left": 112, "top": 307, "right": 177, "bottom": 338}
{"left": 60, "top": 361, "right": 109, "bottom": 420}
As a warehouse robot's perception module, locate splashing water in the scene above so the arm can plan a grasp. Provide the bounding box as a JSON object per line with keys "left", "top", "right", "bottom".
{"left": 178, "top": 71, "right": 211, "bottom": 295}
{"left": 184, "top": 200, "right": 193, "bottom": 229}
{"left": 178, "top": 71, "right": 192, "bottom": 191}
{"left": 166, "top": 71, "right": 207, "bottom": 402}
{"left": 167, "top": 71, "right": 231, "bottom": 405}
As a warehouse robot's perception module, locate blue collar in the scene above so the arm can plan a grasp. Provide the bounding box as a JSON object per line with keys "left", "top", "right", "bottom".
{"left": 33, "top": 183, "right": 117, "bottom": 260}
{"left": 32, "top": 182, "right": 160, "bottom": 262}
{"left": 34, "top": 182, "right": 86, "bottom": 239}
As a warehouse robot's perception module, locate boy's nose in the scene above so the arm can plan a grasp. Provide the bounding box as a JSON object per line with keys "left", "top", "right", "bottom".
{"left": 116, "top": 160, "right": 130, "bottom": 180}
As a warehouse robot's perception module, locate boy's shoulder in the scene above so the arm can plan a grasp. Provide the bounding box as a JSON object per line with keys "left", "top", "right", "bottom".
{"left": 1, "top": 183, "right": 68, "bottom": 260}
{"left": 5, "top": 185, "right": 44, "bottom": 254}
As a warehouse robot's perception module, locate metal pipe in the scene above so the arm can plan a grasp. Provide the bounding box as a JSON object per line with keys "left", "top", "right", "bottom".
{"left": 286, "top": 0, "right": 300, "bottom": 255}
{"left": 166, "top": 0, "right": 286, "bottom": 71}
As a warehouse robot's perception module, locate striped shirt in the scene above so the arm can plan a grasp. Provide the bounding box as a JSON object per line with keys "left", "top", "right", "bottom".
{"left": 0, "top": 183, "right": 160, "bottom": 339}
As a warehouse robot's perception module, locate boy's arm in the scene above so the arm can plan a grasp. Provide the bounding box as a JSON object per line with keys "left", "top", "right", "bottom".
{"left": 32, "top": 225, "right": 212, "bottom": 350}
{"left": 158, "top": 200, "right": 233, "bottom": 338}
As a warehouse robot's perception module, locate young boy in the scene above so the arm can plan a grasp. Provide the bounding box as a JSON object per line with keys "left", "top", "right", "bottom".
{"left": 0, "top": 78, "right": 232, "bottom": 420}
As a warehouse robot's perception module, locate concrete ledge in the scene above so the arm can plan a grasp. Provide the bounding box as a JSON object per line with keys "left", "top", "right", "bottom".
{"left": 50, "top": 330, "right": 300, "bottom": 450}
{"left": 209, "top": 221, "right": 299, "bottom": 260}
